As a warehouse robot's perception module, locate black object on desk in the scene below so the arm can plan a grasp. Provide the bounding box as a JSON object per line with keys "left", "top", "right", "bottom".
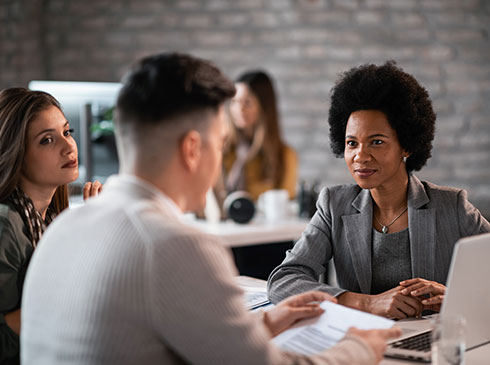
{"left": 223, "top": 191, "right": 256, "bottom": 224}
{"left": 232, "top": 241, "right": 294, "bottom": 281}
{"left": 298, "top": 181, "right": 320, "bottom": 218}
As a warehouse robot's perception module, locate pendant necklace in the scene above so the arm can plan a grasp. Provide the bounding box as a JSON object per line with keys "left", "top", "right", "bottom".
{"left": 374, "top": 207, "right": 408, "bottom": 234}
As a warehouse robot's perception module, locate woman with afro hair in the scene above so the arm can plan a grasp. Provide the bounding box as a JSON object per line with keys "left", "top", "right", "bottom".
{"left": 268, "top": 61, "right": 489, "bottom": 319}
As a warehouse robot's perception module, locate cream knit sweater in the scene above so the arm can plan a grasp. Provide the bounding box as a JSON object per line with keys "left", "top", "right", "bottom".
{"left": 21, "top": 175, "right": 375, "bottom": 364}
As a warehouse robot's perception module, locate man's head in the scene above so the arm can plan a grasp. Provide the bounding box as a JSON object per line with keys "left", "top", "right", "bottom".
{"left": 115, "top": 53, "right": 235, "bottom": 211}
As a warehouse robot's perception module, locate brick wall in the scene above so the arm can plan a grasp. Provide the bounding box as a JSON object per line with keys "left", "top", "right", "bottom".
{"left": 0, "top": 0, "right": 45, "bottom": 87}
{"left": 1, "top": 0, "right": 489, "bottom": 217}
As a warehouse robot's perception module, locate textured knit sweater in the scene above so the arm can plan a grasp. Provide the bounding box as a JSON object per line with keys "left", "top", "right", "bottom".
{"left": 21, "top": 175, "right": 375, "bottom": 364}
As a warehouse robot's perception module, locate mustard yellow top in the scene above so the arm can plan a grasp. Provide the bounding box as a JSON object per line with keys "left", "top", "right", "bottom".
{"left": 223, "top": 145, "right": 298, "bottom": 201}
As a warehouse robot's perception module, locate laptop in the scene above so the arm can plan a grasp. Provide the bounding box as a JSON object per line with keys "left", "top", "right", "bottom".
{"left": 384, "top": 232, "right": 490, "bottom": 362}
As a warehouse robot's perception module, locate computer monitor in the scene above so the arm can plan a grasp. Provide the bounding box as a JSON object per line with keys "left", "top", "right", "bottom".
{"left": 28, "top": 81, "right": 122, "bottom": 182}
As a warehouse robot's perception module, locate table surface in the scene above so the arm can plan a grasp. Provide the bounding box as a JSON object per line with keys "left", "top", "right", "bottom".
{"left": 235, "top": 276, "right": 490, "bottom": 364}
{"left": 186, "top": 216, "right": 309, "bottom": 247}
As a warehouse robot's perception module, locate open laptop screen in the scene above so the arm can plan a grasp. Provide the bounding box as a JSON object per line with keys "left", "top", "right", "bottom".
{"left": 440, "top": 232, "right": 490, "bottom": 349}
{"left": 385, "top": 232, "right": 490, "bottom": 362}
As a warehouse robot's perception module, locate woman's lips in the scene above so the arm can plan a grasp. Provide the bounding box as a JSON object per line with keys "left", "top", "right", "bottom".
{"left": 355, "top": 169, "right": 376, "bottom": 178}
{"left": 62, "top": 160, "right": 78, "bottom": 168}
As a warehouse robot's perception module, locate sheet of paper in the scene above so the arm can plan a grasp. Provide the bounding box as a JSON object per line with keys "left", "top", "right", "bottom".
{"left": 243, "top": 290, "right": 270, "bottom": 310}
{"left": 272, "top": 300, "right": 395, "bottom": 355}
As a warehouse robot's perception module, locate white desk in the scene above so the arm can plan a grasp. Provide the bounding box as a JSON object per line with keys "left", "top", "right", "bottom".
{"left": 187, "top": 217, "right": 308, "bottom": 247}
{"left": 464, "top": 342, "right": 490, "bottom": 364}
{"left": 236, "top": 277, "right": 490, "bottom": 364}
{"left": 236, "top": 275, "right": 271, "bottom": 288}
{"left": 187, "top": 216, "right": 309, "bottom": 279}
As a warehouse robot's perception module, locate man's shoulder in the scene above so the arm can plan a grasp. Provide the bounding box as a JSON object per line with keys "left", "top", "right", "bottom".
{"left": 49, "top": 194, "right": 224, "bottom": 257}
{"left": 120, "top": 200, "right": 222, "bottom": 250}
{"left": 130, "top": 209, "right": 230, "bottom": 276}
{"left": 139, "top": 211, "right": 219, "bottom": 246}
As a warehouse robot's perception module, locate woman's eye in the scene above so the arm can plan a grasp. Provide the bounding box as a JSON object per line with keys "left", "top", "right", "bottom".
{"left": 346, "top": 140, "right": 357, "bottom": 147}
{"left": 40, "top": 137, "right": 53, "bottom": 145}
{"left": 372, "top": 140, "right": 383, "bottom": 145}
{"left": 64, "top": 128, "right": 74, "bottom": 137}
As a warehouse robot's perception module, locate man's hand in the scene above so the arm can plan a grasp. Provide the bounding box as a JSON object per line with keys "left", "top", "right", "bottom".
{"left": 347, "top": 327, "right": 402, "bottom": 363}
{"left": 263, "top": 291, "right": 336, "bottom": 337}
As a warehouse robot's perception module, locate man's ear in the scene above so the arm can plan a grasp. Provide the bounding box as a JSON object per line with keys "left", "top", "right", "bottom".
{"left": 179, "top": 130, "right": 202, "bottom": 173}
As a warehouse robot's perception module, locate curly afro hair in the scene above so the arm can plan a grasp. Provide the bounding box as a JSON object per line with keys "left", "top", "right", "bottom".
{"left": 328, "top": 61, "right": 435, "bottom": 172}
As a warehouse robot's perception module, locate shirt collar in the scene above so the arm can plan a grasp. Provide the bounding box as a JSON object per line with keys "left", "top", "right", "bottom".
{"left": 104, "top": 174, "right": 183, "bottom": 220}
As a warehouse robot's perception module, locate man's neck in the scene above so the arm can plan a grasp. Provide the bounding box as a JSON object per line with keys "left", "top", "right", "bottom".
{"left": 124, "top": 164, "right": 190, "bottom": 213}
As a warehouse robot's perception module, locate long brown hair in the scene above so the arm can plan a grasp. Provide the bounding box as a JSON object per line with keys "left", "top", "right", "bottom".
{"left": 0, "top": 88, "right": 69, "bottom": 215}
{"left": 227, "top": 70, "right": 286, "bottom": 186}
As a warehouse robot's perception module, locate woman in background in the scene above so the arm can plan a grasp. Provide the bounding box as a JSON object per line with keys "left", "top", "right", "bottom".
{"left": 0, "top": 88, "right": 101, "bottom": 364}
{"left": 222, "top": 70, "right": 297, "bottom": 201}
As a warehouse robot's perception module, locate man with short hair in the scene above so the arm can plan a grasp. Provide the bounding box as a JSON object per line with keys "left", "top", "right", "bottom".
{"left": 21, "top": 53, "right": 399, "bottom": 364}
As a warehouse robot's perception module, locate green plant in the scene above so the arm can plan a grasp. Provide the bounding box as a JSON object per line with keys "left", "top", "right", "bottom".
{"left": 91, "top": 106, "right": 115, "bottom": 139}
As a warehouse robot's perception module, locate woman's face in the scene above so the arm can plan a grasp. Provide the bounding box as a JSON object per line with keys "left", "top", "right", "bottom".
{"left": 21, "top": 105, "right": 79, "bottom": 190}
{"left": 190, "top": 106, "right": 228, "bottom": 212}
{"left": 344, "top": 110, "right": 408, "bottom": 190}
{"left": 229, "top": 83, "right": 262, "bottom": 132}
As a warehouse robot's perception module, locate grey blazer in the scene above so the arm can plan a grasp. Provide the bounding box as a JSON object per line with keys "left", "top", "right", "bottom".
{"left": 267, "top": 174, "right": 490, "bottom": 303}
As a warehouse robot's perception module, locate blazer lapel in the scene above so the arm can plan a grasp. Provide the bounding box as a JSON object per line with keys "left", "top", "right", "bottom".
{"left": 342, "top": 189, "right": 373, "bottom": 294}
{"left": 408, "top": 175, "right": 436, "bottom": 280}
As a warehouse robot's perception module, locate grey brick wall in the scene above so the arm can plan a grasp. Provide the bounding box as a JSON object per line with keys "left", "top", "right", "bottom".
{"left": 0, "top": 0, "right": 45, "bottom": 87}
{"left": 1, "top": 0, "right": 489, "bottom": 217}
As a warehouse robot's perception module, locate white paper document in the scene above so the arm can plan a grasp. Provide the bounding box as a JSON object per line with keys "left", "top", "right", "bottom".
{"left": 243, "top": 290, "right": 270, "bottom": 310}
{"left": 272, "top": 301, "right": 395, "bottom": 355}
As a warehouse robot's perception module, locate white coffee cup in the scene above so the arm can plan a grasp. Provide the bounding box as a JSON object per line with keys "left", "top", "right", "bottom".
{"left": 261, "top": 189, "right": 289, "bottom": 222}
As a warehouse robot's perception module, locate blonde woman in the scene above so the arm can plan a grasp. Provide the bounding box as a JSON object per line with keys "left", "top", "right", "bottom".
{"left": 223, "top": 70, "right": 297, "bottom": 201}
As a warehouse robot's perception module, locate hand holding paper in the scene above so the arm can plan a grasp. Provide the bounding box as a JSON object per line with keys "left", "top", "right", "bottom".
{"left": 264, "top": 291, "right": 337, "bottom": 337}
{"left": 346, "top": 327, "right": 402, "bottom": 363}
{"left": 272, "top": 300, "right": 401, "bottom": 358}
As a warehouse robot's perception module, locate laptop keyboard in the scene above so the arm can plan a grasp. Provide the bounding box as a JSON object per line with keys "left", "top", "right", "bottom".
{"left": 391, "top": 331, "right": 432, "bottom": 352}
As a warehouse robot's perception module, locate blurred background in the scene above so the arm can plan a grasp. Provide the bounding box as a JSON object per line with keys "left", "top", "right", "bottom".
{"left": 0, "top": 0, "right": 489, "bottom": 218}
